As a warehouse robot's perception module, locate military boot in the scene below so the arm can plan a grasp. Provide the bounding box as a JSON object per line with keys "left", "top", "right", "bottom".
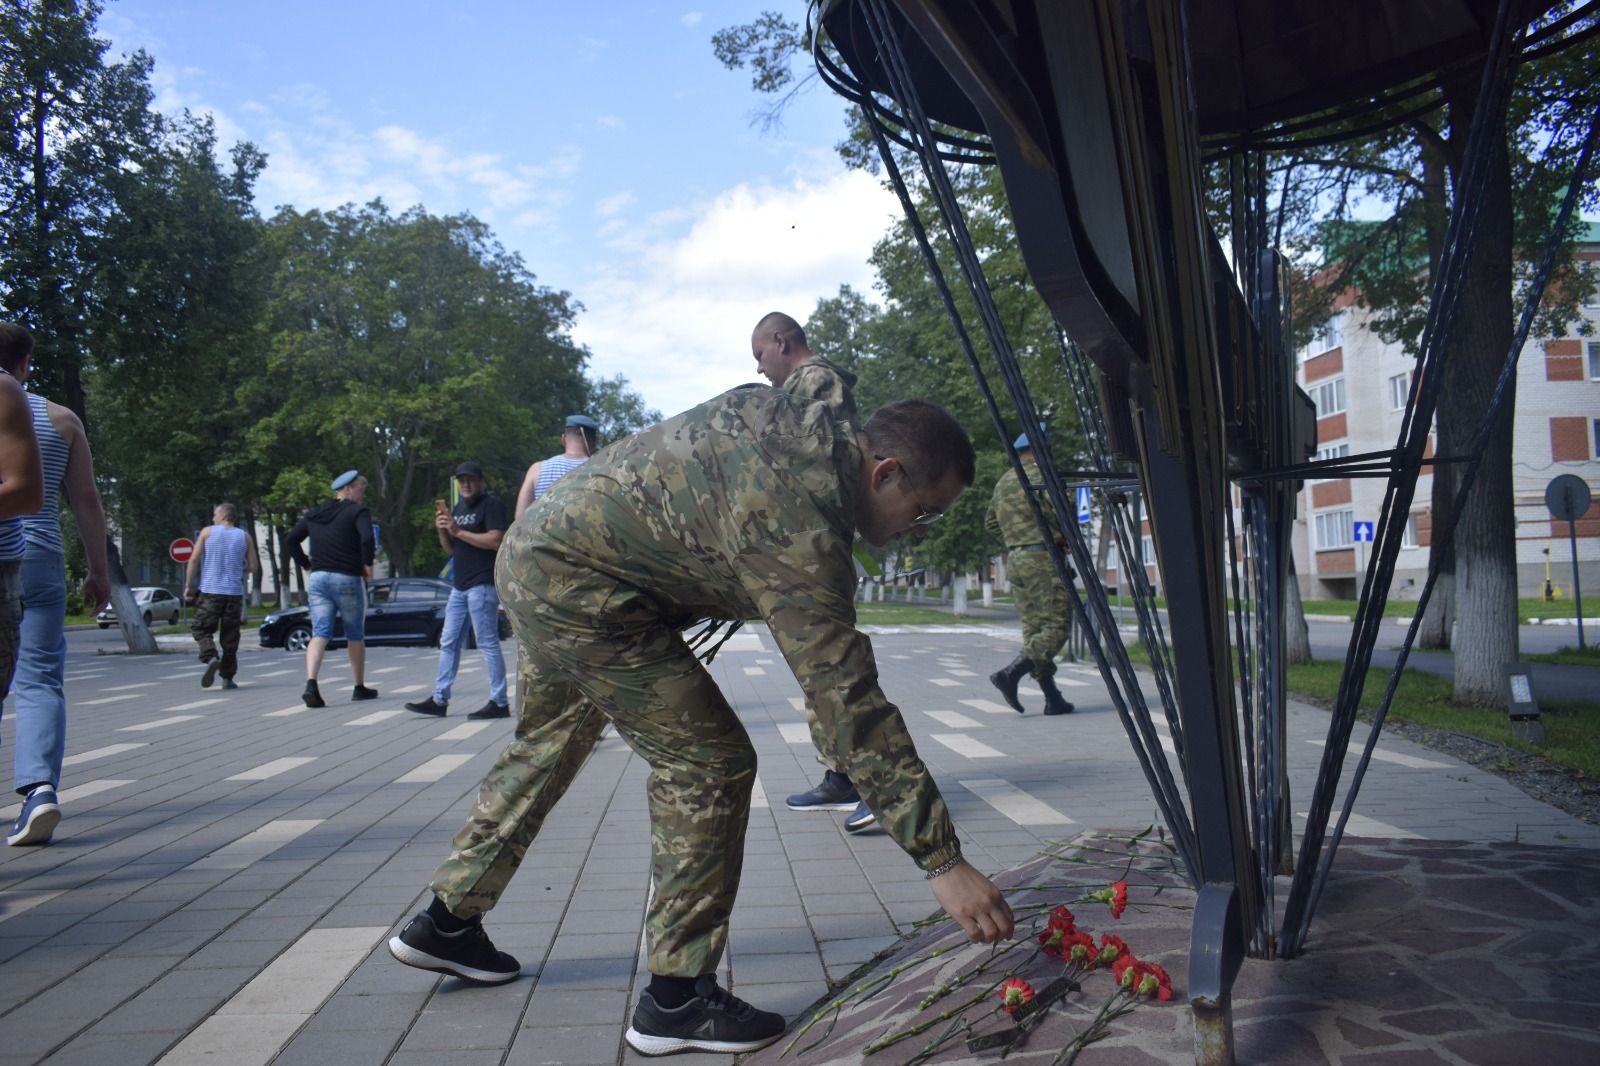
{"left": 989, "top": 655, "right": 1033, "bottom": 714}
{"left": 1039, "top": 671, "right": 1075, "bottom": 716}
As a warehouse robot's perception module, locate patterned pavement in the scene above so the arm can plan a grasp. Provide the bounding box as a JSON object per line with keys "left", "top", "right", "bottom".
{"left": 1, "top": 624, "right": 1596, "bottom": 1065}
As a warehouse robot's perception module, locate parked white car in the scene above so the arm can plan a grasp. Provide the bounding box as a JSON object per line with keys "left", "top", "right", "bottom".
{"left": 96, "top": 587, "right": 182, "bottom": 628}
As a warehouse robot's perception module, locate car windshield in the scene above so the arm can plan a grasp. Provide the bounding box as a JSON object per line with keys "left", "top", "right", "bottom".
{"left": 134, "top": 590, "right": 154, "bottom": 602}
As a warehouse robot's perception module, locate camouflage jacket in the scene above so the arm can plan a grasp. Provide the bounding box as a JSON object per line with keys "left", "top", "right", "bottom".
{"left": 527, "top": 386, "right": 960, "bottom": 872}
{"left": 986, "top": 457, "right": 1066, "bottom": 550}
{"left": 782, "top": 355, "right": 858, "bottom": 433}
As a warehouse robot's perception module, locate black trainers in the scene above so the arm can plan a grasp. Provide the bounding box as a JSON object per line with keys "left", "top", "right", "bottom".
{"left": 387, "top": 912, "right": 521, "bottom": 984}
{"left": 302, "top": 680, "right": 326, "bottom": 708}
{"left": 405, "top": 697, "right": 448, "bottom": 717}
{"left": 625, "top": 975, "right": 785, "bottom": 1056}
{"left": 221, "top": 677, "right": 239, "bottom": 690}
{"left": 843, "top": 800, "right": 877, "bottom": 834}
{"left": 352, "top": 685, "right": 379, "bottom": 701}
{"left": 201, "top": 660, "right": 219, "bottom": 688}
{"left": 785, "top": 769, "right": 859, "bottom": 811}
{"left": 467, "top": 700, "right": 509, "bottom": 720}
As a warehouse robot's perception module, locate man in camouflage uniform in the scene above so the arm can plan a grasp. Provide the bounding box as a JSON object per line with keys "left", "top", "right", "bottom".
{"left": 390, "top": 387, "right": 1014, "bottom": 1056}
{"left": 750, "top": 311, "right": 865, "bottom": 818}
{"left": 986, "top": 432, "right": 1075, "bottom": 716}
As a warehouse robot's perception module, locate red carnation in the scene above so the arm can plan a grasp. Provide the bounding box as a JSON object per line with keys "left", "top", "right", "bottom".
{"left": 1111, "top": 880, "right": 1129, "bottom": 919}
{"left": 1062, "top": 930, "right": 1099, "bottom": 969}
{"left": 1098, "top": 933, "right": 1130, "bottom": 964}
{"left": 1048, "top": 905, "right": 1076, "bottom": 932}
{"left": 998, "top": 977, "right": 1035, "bottom": 1014}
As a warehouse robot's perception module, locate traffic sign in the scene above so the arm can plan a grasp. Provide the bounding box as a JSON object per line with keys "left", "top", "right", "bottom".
{"left": 169, "top": 538, "right": 195, "bottom": 563}
{"left": 1352, "top": 521, "right": 1374, "bottom": 543}
{"left": 1076, "top": 486, "right": 1092, "bottom": 523}
{"left": 1545, "top": 474, "right": 1591, "bottom": 522}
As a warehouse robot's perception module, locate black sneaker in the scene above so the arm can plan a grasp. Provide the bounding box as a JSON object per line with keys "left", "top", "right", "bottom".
{"left": 387, "top": 912, "right": 521, "bottom": 984}
{"left": 843, "top": 800, "right": 877, "bottom": 834}
{"left": 467, "top": 700, "right": 509, "bottom": 720}
{"left": 785, "top": 769, "right": 859, "bottom": 811}
{"left": 201, "top": 661, "right": 219, "bottom": 688}
{"left": 221, "top": 678, "right": 239, "bottom": 690}
{"left": 352, "top": 685, "right": 379, "bottom": 701}
{"left": 302, "top": 680, "right": 326, "bottom": 708}
{"left": 405, "top": 697, "right": 448, "bottom": 717}
{"left": 625, "top": 975, "right": 785, "bottom": 1056}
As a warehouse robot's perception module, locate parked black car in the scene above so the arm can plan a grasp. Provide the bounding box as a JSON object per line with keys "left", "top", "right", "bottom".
{"left": 258, "top": 577, "right": 512, "bottom": 652}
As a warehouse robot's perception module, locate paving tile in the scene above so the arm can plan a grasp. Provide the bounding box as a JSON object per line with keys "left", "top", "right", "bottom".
{"left": 505, "top": 1023, "right": 625, "bottom": 1066}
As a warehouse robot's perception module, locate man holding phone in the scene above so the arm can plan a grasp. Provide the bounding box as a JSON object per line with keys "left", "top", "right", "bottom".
{"left": 407, "top": 461, "right": 511, "bottom": 719}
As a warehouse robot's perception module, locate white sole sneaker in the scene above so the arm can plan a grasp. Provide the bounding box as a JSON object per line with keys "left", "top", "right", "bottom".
{"left": 386, "top": 934, "right": 520, "bottom": 984}
{"left": 623, "top": 1026, "right": 784, "bottom": 1056}
{"left": 7, "top": 803, "right": 60, "bottom": 846}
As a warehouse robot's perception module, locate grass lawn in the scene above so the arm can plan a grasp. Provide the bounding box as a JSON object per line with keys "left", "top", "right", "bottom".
{"left": 1299, "top": 597, "right": 1597, "bottom": 625}
{"left": 1522, "top": 645, "right": 1600, "bottom": 668}
{"left": 855, "top": 603, "right": 1003, "bottom": 626}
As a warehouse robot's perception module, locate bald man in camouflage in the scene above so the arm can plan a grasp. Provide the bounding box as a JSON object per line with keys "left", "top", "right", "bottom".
{"left": 750, "top": 311, "right": 867, "bottom": 818}
{"left": 986, "top": 432, "right": 1076, "bottom": 716}
{"left": 390, "top": 387, "right": 1013, "bottom": 1056}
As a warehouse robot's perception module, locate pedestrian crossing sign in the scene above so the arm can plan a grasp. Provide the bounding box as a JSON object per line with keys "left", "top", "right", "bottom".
{"left": 1076, "top": 486, "right": 1092, "bottom": 523}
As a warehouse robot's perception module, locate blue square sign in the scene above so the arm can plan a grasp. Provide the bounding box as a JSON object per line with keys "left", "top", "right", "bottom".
{"left": 1353, "top": 521, "right": 1374, "bottom": 543}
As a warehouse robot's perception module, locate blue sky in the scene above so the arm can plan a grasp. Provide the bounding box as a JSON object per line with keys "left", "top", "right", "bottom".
{"left": 103, "top": 1, "right": 900, "bottom": 418}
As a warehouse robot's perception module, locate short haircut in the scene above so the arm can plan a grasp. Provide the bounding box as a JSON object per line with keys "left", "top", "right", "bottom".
{"left": 216, "top": 502, "right": 237, "bottom": 522}
{"left": 755, "top": 311, "right": 806, "bottom": 349}
{"left": 567, "top": 424, "right": 599, "bottom": 451}
{"left": 863, "top": 400, "right": 976, "bottom": 486}
{"left": 0, "top": 323, "right": 34, "bottom": 374}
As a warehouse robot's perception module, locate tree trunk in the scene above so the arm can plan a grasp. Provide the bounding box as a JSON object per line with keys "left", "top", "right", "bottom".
{"left": 1285, "top": 551, "right": 1312, "bottom": 665}
{"left": 106, "top": 536, "right": 158, "bottom": 654}
{"left": 953, "top": 572, "right": 968, "bottom": 615}
{"left": 1443, "top": 79, "right": 1519, "bottom": 704}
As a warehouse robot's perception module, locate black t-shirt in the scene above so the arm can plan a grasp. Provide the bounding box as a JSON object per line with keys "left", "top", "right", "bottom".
{"left": 451, "top": 493, "right": 509, "bottom": 589}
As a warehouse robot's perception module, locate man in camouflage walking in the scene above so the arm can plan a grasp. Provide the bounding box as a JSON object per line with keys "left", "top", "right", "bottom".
{"left": 986, "top": 431, "right": 1075, "bottom": 716}
{"left": 390, "top": 387, "right": 1014, "bottom": 1056}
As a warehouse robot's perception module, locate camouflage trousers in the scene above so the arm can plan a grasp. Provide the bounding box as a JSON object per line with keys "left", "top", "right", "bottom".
{"left": 1008, "top": 550, "right": 1070, "bottom": 680}
{"left": 431, "top": 546, "right": 756, "bottom": 978}
{"left": 0, "top": 562, "right": 20, "bottom": 702}
{"left": 190, "top": 593, "right": 243, "bottom": 680}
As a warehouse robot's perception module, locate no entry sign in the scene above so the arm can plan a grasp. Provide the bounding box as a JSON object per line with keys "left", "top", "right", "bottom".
{"left": 169, "top": 538, "right": 195, "bottom": 563}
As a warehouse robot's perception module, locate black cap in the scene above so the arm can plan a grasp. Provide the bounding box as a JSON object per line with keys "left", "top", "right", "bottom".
{"left": 454, "top": 461, "right": 485, "bottom": 479}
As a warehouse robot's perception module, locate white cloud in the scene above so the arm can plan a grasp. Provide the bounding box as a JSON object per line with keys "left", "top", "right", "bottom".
{"left": 595, "top": 192, "right": 636, "bottom": 217}
{"left": 596, "top": 114, "right": 626, "bottom": 130}
{"left": 569, "top": 167, "right": 895, "bottom": 418}
{"left": 681, "top": 11, "right": 705, "bottom": 27}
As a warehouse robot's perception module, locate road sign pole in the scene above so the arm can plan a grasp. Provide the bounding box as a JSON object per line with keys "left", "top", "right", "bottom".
{"left": 1572, "top": 522, "right": 1586, "bottom": 651}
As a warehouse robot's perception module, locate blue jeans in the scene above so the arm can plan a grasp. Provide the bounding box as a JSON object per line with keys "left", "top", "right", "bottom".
{"left": 308, "top": 570, "right": 366, "bottom": 641}
{"left": 432, "top": 583, "right": 507, "bottom": 706}
{"left": 12, "top": 550, "right": 66, "bottom": 793}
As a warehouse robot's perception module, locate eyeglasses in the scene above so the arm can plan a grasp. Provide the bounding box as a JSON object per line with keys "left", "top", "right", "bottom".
{"left": 875, "top": 455, "right": 945, "bottom": 527}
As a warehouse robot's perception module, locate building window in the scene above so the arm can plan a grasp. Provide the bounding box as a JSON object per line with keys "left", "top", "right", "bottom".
{"left": 1589, "top": 341, "right": 1600, "bottom": 380}
{"left": 1310, "top": 377, "right": 1346, "bottom": 418}
{"left": 1141, "top": 535, "right": 1155, "bottom": 565}
{"left": 1105, "top": 544, "right": 1118, "bottom": 569}
{"left": 1313, "top": 441, "right": 1350, "bottom": 482}
{"left": 1310, "top": 314, "right": 1343, "bottom": 354}
{"left": 1314, "top": 509, "right": 1354, "bottom": 550}
{"left": 1389, "top": 372, "right": 1410, "bottom": 410}
{"left": 1401, "top": 513, "right": 1419, "bottom": 548}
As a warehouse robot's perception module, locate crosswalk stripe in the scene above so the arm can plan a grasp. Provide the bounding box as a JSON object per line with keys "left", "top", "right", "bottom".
{"left": 155, "top": 926, "right": 387, "bottom": 1065}
{"left": 226, "top": 757, "right": 317, "bottom": 782}
{"left": 346, "top": 709, "right": 405, "bottom": 726}
{"left": 944, "top": 669, "right": 978, "bottom": 678}
{"left": 101, "top": 682, "right": 160, "bottom": 692}
{"left": 924, "top": 710, "right": 981, "bottom": 729}
{"left": 928, "top": 678, "right": 962, "bottom": 687}
{"left": 62, "top": 743, "right": 148, "bottom": 766}
{"left": 436, "top": 721, "right": 493, "bottom": 741}
{"left": 391, "top": 684, "right": 426, "bottom": 694}
{"left": 777, "top": 723, "right": 811, "bottom": 745}
{"left": 1296, "top": 811, "right": 1420, "bottom": 840}
{"left": 959, "top": 698, "right": 1015, "bottom": 716}
{"left": 166, "top": 698, "right": 225, "bottom": 712}
{"left": 960, "top": 778, "right": 1075, "bottom": 825}
{"left": 396, "top": 754, "right": 474, "bottom": 783}
{"left": 263, "top": 704, "right": 310, "bottom": 718}
{"left": 1305, "top": 739, "right": 1450, "bottom": 769}
{"left": 254, "top": 668, "right": 294, "bottom": 677}
{"left": 118, "top": 715, "right": 201, "bottom": 732}
{"left": 0, "top": 779, "right": 135, "bottom": 820}
{"left": 190, "top": 818, "right": 324, "bottom": 869}
{"left": 372, "top": 666, "right": 404, "bottom": 674}
{"left": 80, "top": 694, "right": 141, "bottom": 706}
{"left": 743, "top": 666, "right": 767, "bottom": 676}
{"left": 931, "top": 734, "right": 1005, "bottom": 759}
{"left": 788, "top": 697, "right": 805, "bottom": 712}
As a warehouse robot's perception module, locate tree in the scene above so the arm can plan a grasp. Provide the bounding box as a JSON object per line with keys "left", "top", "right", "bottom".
{"left": 248, "top": 201, "right": 593, "bottom": 575}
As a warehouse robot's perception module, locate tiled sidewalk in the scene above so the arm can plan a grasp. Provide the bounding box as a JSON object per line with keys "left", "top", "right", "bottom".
{"left": 0, "top": 625, "right": 1595, "bottom": 1065}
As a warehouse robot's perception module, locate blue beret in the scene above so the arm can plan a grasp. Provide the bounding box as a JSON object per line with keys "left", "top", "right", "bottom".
{"left": 1013, "top": 427, "right": 1048, "bottom": 451}
{"left": 566, "top": 415, "right": 598, "bottom": 431}
{"left": 331, "top": 469, "right": 360, "bottom": 491}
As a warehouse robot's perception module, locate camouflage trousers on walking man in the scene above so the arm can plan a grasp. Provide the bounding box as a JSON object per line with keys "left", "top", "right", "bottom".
{"left": 430, "top": 548, "right": 756, "bottom": 977}
{"left": 190, "top": 592, "right": 243, "bottom": 683}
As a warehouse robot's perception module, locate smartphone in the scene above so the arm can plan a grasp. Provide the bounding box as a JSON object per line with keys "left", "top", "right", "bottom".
{"left": 434, "top": 499, "right": 448, "bottom": 515}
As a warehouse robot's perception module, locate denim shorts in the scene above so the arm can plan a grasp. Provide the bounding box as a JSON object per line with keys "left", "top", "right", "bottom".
{"left": 307, "top": 570, "right": 367, "bottom": 641}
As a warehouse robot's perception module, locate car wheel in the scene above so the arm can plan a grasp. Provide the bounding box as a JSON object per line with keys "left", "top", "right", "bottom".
{"left": 143, "top": 611, "right": 153, "bottom": 625}
{"left": 427, "top": 623, "right": 444, "bottom": 648}
{"left": 98, "top": 622, "right": 110, "bottom": 629}
{"left": 170, "top": 610, "right": 180, "bottom": 625}
{"left": 285, "top": 624, "right": 313, "bottom": 653}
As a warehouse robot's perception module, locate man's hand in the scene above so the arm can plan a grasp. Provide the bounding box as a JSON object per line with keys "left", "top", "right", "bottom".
{"left": 83, "top": 574, "right": 111, "bottom": 615}
{"left": 435, "top": 512, "right": 459, "bottom": 537}
{"left": 928, "top": 859, "right": 1014, "bottom": 944}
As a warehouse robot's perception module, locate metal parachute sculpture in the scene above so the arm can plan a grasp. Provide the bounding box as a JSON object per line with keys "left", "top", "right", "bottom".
{"left": 810, "top": 0, "right": 1598, "bottom": 1060}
